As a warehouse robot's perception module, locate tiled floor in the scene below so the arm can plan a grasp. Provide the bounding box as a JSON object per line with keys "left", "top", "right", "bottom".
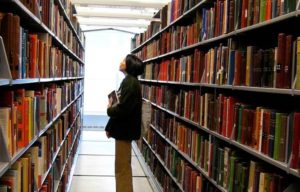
{"left": 69, "top": 130, "right": 154, "bottom": 192}
{"left": 82, "top": 115, "right": 109, "bottom": 129}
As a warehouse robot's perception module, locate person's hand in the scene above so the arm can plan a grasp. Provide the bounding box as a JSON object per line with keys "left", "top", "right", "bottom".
{"left": 107, "top": 97, "right": 113, "bottom": 108}
{"left": 106, "top": 131, "right": 111, "bottom": 138}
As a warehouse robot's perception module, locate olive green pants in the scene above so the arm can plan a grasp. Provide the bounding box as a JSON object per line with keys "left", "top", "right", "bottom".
{"left": 115, "top": 140, "right": 133, "bottom": 192}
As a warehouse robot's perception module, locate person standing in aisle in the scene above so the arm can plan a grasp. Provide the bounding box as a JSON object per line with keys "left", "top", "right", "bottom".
{"left": 105, "top": 54, "right": 145, "bottom": 192}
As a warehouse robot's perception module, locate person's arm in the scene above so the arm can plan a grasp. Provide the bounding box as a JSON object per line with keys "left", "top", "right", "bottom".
{"left": 107, "top": 79, "right": 137, "bottom": 118}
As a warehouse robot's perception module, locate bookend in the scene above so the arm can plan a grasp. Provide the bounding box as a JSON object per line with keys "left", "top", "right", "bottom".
{"left": 283, "top": 183, "right": 300, "bottom": 192}
{"left": 0, "top": 125, "right": 10, "bottom": 162}
{"left": 292, "top": 74, "right": 298, "bottom": 92}
{"left": 292, "top": 41, "right": 297, "bottom": 92}
{"left": 53, "top": 159, "right": 61, "bottom": 188}
{"left": 0, "top": 36, "right": 12, "bottom": 80}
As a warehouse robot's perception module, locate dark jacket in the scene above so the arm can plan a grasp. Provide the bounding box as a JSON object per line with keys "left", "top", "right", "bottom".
{"left": 105, "top": 74, "right": 142, "bottom": 140}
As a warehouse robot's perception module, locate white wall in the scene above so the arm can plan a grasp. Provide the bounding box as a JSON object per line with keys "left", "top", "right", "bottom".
{"left": 83, "top": 30, "right": 134, "bottom": 115}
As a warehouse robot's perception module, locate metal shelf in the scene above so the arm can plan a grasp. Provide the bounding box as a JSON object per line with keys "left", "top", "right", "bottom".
{"left": 289, "top": 168, "right": 300, "bottom": 178}
{"left": 39, "top": 78, "right": 55, "bottom": 83}
{"left": 39, "top": 109, "right": 81, "bottom": 191}
{"left": 150, "top": 125, "right": 226, "bottom": 192}
{"left": 0, "top": 79, "right": 10, "bottom": 86}
{"left": 0, "top": 162, "right": 9, "bottom": 178}
{"left": 65, "top": 133, "right": 81, "bottom": 192}
{"left": 42, "top": 23, "right": 84, "bottom": 65}
{"left": 230, "top": 140, "right": 288, "bottom": 171}
{"left": 135, "top": 8, "right": 299, "bottom": 63}
{"left": 232, "top": 86, "right": 293, "bottom": 95}
{"left": 53, "top": 127, "right": 81, "bottom": 192}
{"left": 142, "top": 138, "right": 185, "bottom": 192}
{"left": 139, "top": 79, "right": 299, "bottom": 96}
{"left": 132, "top": 142, "right": 164, "bottom": 192}
{"left": 235, "top": 11, "right": 297, "bottom": 34}
{"left": 11, "top": 78, "right": 39, "bottom": 85}
{"left": 56, "top": 0, "right": 85, "bottom": 50}
{"left": 294, "top": 89, "right": 300, "bottom": 96}
{"left": 131, "top": 0, "right": 209, "bottom": 53}
{"left": 0, "top": 0, "right": 84, "bottom": 65}
{"left": 9, "top": 76, "right": 84, "bottom": 85}
{"left": 146, "top": 99, "right": 300, "bottom": 178}
{"left": 0, "top": 92, "right": 83, "bottom": 178}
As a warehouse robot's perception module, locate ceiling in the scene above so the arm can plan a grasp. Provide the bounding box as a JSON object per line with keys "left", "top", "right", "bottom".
{"left": 71, "top": 0, "right": 171, "bottom": 34}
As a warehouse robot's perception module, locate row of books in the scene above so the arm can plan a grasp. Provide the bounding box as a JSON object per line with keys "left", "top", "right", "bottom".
{"left": 132, "top": 21, "right": 161, "bottom": 49}
{"left": 142, "top": 34, "right": 300, "bottom": 89}
{"left": 137, "top": 15, "right": 202, "bottom": 61}
{"left": 54, "top": 134, "right": 80, "bottom": 192}
{"left": 142, "top": 84, "right": 300, "bottom": 169}
{"left": 151, "top": 104, "right": 300, "bottom": 171}
{"left": 141, "top": 144, "right": 181, "bottom": 192}
{"left": 132, "top": 0, "right": 202, "bottom": 49}
{"left": 143, "top": 49, "right": 204, "bottom": 83}
{"left": 132, "top": 0, "right": 298, "bottom": 49}
{"left": 146, "top": 126, "right": 288, "bottom": 192}
{"left": 200, "top": 0, "right": 297, "bottom": 40}
{"left": 50, "top": 5, "right": 82, "bottom": 56}
{"left": 163, "top": 0, "right": 201, "bottom": 27}
{"left": 52, "top": 119, "right": 80, "bottom": 190}
{"left": 0, "top": 81, "right": 83, "bottom": 156}
{"left": 0, "top": 13, "right": 84, "bottom": 79}
{"left": 141, "top": 141, "right": 217, "bottom": 192}
{"left": 40, "top": 127, "right": 80, "bottom": 192}
{"left": 20, "top": 0, "right": 84, "bottom": 53}
{"left": 0, "top": 117, "right": 81, "bottom": 191}
{"left": 142, "top": 85, "right": 201, "bottom": 123}
{"left": 204, "top": 93, "right": 300, "bottom": 168}
{"left": 59, "top": 0, "right": 85, "bottom": 44}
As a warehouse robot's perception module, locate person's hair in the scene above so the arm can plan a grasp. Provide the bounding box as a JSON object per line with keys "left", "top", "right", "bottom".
{"left": 125, "top": 54, "right": 144, "bottom": 77}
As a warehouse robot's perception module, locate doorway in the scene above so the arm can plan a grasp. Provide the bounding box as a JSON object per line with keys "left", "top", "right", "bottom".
{"left": 83, "top": 30, "right": 134, "bottom": 129}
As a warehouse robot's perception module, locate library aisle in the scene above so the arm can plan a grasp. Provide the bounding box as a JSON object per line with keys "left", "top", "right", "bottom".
{"left": 69, "top": 129, "right": 154, "bottom": 192}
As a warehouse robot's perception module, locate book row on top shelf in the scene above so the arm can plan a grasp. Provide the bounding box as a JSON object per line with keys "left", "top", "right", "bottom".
{"left": 18, "top": 0, "right": 85, "bottom": 49}
{"left": 140, "top": 33, "right": 300, "bottom": 91}
{"left": 0, "top": 0, "right": 85, "bottom": 80}
{"left": 134, "top": 1, "right": 300, "bottom": 91}
{"left": 131, "top": 0, "right": 299, "bottom": 52}
{"left": 55, "top": 0, "right": 85, "bottom": 46}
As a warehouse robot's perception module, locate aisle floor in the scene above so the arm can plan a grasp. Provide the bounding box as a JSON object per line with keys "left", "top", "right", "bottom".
{"left": 69, "top": 130, "right": 154, "bottom": 192}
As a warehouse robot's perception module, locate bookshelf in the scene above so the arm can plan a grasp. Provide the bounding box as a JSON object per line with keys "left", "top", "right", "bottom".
{"left": 0, "top": 0, "right": 84, "bottom": 191}
{"left": 133, "top": 0, "right": 300, "bottom": 191}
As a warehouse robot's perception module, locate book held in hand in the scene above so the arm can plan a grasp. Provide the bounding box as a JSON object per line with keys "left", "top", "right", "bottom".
{"left": 108, "top": 90, "right": 119, "bottom": 106}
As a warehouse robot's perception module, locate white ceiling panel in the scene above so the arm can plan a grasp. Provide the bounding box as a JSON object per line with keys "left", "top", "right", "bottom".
{"left": 72, "top": 0, "right": 169, "bottom": 9}
{"left": 71, "top": 0, "right": 170, "bottom": 33}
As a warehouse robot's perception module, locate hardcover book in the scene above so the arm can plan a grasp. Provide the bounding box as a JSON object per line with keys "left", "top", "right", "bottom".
{"left": 108, "top": 90, "right": 119, "bottom": 106}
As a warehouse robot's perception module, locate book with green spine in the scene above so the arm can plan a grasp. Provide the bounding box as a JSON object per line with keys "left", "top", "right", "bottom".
{"left": 274, "top": 112, "right": 282, "bottom": 160}
{"left": 259, "top": 0, "right": 267, "bottom": 22}
{"left": 228, "top": 154, "right": 237, "bottom": 192}
{"left": 237, "top": 104, "right": 244, "bottom": 143}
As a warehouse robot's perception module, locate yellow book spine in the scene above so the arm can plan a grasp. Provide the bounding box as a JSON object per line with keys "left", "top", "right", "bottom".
{"left": 295, "top": 37, "right": 300, "bottom": 89}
